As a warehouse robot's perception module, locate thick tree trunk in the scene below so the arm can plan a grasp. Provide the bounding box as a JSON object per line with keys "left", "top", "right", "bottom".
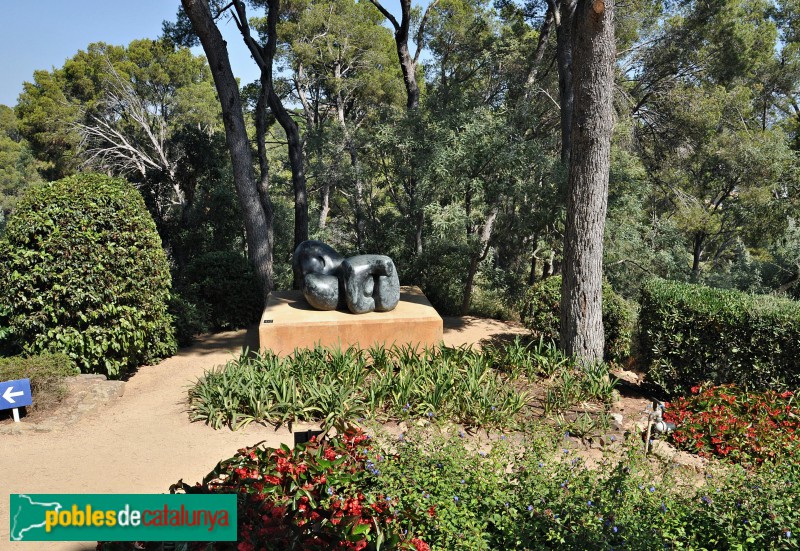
{"left": 254, "top": 83, "right": 275, "bottom": 283}
{"left": 369, "top": 0, "right": 438, "bottom": 256}
{"left": 542, "top": 251, "right": 554, "bottom": 279}
{"left": 181, "top": 0, "right": 274, "bottom": 300}
{"left": 415, "top": 209, "right": 424, "bottom": 255}
{"left": 397, "top": 41, "right": 420, "bottom": 110}
{"left": 277, "top": 107, "right": 308, "bottom": 254}
{"left": 560, "top": 0, "right": 615, "bottom": 362}
{"left": 369, "top": 0, "right": 423, "bottom": 110}
{"left": 528, "top": 237, "right": 539, "bottom": 285}
{"left": 318, "top": 182, "right": 330, "bottom": 230}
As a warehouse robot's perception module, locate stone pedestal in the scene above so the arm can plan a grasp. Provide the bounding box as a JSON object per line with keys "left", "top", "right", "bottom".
{"left": 259, "top": 286, "right": 443, "bottom": 355}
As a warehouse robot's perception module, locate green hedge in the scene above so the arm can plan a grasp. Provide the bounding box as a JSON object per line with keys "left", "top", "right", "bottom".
{"left": 0, "top": 173, "right": 176, "bottom": 377}
{"left": 639, "top": 278, "right": 800, "bottom": 395}
{"left": 519, "top": 275, "right": 634, "bottom": 363}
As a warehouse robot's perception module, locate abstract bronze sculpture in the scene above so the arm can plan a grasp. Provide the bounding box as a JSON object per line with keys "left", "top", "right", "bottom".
{"left": 292, "top": 241, "right": 400, "bottom": 314}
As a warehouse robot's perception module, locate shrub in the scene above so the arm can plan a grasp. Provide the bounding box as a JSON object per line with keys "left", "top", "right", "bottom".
{"left": 664, "top": 384, "right": 800, "bottom": 465}
{"left": 639, "top": 278, "right": 800, "bottom": 394}
{"left": 168, "top": 293, "right": 210, "bottom": 348}
{"left": 0, "top": 173, "right": 176, "bottom": 377}
{"left": 157, "top": 429, "right": 425, "bottom": 551}
{"left": 0, "top": 353, "right": 76, "bottom": 411}
{"left": 519, "top": 275, "right": 634, "bottom": 362}
{"left": 177, "top": 250, "right": 262, "bottom": 334}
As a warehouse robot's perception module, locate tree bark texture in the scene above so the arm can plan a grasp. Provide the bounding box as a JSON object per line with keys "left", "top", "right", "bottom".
{"left": 560, "top": 0, "right": 615, "bottom": 362}
{"left": 691, "top": 232, "right": 704, "bottom": 280}
{"left": 180, "top": 0, "right": 274, "bottom": 301}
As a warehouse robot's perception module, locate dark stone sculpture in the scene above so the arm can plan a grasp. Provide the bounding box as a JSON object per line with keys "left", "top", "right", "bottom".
{"left": 292, "top": 241, "right": 400, "bottom": 314}
{"left": 292, "top": 241, "right": 345, "bottom": 310}
{"left": 342, "top": 255, "right": 400, "bottom": 314}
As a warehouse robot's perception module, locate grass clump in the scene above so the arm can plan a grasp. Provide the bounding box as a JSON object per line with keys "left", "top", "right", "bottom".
{"left": 0, "top": 353, "right": 76, "bottom": 412}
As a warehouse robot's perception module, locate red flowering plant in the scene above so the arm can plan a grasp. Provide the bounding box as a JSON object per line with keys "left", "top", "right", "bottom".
{"left": 663, "top": 384, "right": 800, "bottom": 465}
{"left": 164, "top": 428, "right": 429, "bottom": 551}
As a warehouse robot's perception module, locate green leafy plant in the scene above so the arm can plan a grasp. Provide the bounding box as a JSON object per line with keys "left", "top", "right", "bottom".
{"left": 100, "top": 425, "right": 800, "bottom": 550}
{"left": 168, "top": 293, "right": 210, "bottom": 348}
{"left": 639, "top": 278, "right": 800, "bottom": 394}
{"left": 175, "top": 251, "right": 262, "bottom": 336}
{"left": 375, "top": 428, "right": 800, "bottom": 549}
{"left": 0, "top": 173, "right": 176, "bottom": 376}
{"left": 519, "top": 275, "right": 634, "bottom": 363}
{"left": 189, "top": 343, "right": 530, "bottom": 433}
{"left": 102, "top": 429, "right": 431, "bottom": 551}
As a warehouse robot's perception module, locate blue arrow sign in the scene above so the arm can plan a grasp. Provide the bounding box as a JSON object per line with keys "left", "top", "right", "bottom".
{"left": 0, "top": 378, "right": 32, "bottom": 410}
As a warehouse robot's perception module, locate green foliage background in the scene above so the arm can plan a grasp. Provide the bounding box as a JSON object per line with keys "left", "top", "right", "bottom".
{"left": 519, "top": 275, "right": 635, "bottom": 363}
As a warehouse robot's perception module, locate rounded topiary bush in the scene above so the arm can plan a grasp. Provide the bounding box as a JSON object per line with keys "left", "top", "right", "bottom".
{"left": 519, "top": 275, "right": 634, "bottom": 363}
{"left": 0, "top": 173, "right": 176, "bottom": 377}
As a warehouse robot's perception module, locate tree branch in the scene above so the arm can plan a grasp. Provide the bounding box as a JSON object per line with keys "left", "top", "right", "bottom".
{"left": 368, "top": 0, "right": 400, "bottom": 31}
{"left": 413, "top": 0, "right": 440, "bottom": 64}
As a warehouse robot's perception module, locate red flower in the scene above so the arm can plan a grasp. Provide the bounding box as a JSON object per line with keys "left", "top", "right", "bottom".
{"left": 410, "top": 537, "right": 431, "bottom": 551}
{"left": 324, "top": 448, "right": 338, "bottom": 461}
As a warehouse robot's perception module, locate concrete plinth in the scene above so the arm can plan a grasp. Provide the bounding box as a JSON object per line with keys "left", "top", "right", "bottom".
{"left": 259, "top": 286, "right": 443, "bottom": 355}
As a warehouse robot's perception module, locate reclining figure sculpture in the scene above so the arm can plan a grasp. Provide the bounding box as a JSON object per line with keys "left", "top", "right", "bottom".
{"left": 292, "top": 240, "right": 401, "bottom": 314}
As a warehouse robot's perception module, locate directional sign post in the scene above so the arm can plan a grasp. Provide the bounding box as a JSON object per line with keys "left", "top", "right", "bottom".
{"left": 0, "top": 378, "right": 32, "bottom": 422}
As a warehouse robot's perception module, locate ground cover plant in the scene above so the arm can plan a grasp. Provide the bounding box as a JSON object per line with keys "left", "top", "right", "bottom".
{"left": 188, "top": 340, "right": 619, "bottom": 434}
{"left": 373, "top": 430, "right": 800, "bottom": 550}
{"left": 101, "top": 426, "right": 800, "bottom": 550}
{"left": 664, "top": 384, "right": 800, "bottom": 465}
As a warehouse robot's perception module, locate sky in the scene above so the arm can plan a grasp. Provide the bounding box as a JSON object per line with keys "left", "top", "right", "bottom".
{"left": 0, "top": 0, "right": 261, "bottom": 107}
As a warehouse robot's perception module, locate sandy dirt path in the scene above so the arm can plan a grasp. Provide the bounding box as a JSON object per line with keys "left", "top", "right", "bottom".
{"left": 0, "top": 317, "right": 524, "bottom": 550}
